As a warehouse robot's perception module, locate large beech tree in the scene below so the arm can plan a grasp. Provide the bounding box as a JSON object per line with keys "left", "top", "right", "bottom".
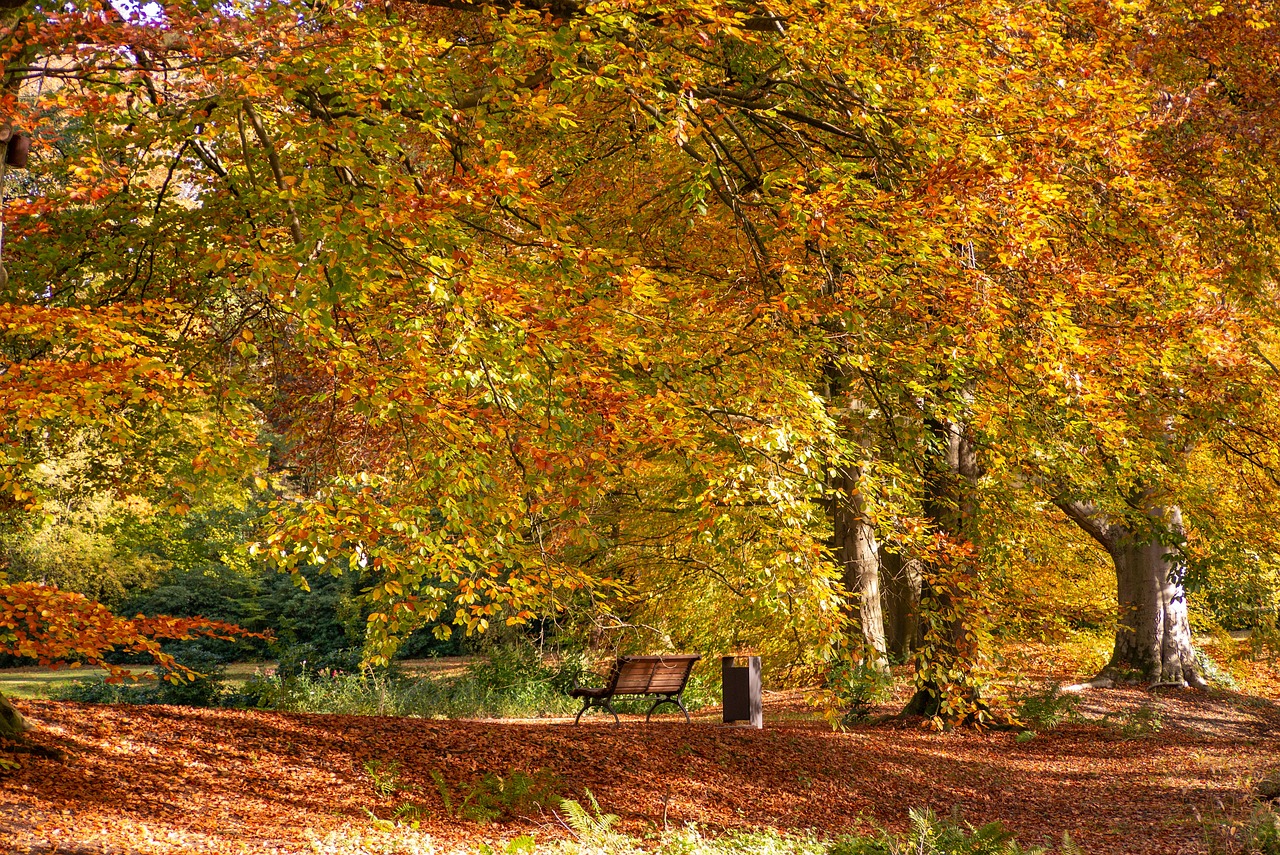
{"left": 1024, "top": 0, "right": 1280, "bottom": 689}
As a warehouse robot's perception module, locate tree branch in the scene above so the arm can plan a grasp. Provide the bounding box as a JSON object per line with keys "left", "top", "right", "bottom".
{"left": 242, "top": 100, "right": 304, "bottom": 244}
{"left": 1053, "top": 499, "right": 1116, "bottom": 555}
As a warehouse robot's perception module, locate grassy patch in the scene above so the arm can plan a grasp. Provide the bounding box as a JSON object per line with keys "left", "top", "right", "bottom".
{"left": 0, "top": 661, "right": 270, "bottom": 699}
{"left": 31, "top": 646, "right": 713, "bottom": 720}
{"left": 0, "top": 666, "right": 120, "bottom": 699}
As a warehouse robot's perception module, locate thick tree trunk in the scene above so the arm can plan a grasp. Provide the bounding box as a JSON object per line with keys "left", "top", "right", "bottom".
{"left": 1057, "top": 500, "right": 1205, "bottom": 688}
{"left": 0, "top": 691, "right": 31, "bottom": 739}
{"left": 831, "top": 467, "right": 887, "bottom": 665}
{"left": 880, "top": 549, "right": 922, "bottom": 661}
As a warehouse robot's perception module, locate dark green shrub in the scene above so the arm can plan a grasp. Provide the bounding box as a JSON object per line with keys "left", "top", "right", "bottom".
{"left": 224, "top": 669, "right": 281, "bottom": 709}
{"left": 548, "top": 651, "right": 592, "bottom": 695}
{"left": 55, "top": 649, "right": 229, "bottom": 707}
{"left": 154, "top": 649, "right": 227, "bottom": 707}
{"left": 56, "top": 677, "right": 138, "bottom": 704}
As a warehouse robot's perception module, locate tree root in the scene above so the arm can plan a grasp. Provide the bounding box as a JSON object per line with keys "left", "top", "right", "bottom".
{"left": 0, "top": 692, "right": 32, "bottom": 738}
{"left": 1064, "top": 673, "right": 1208, "bottom": 693}
{"left": 1063, "top": 676, "right": 1114, "bottom": 692}
{"left": 899, "top": 686, "right": 1018, "bottom": 730}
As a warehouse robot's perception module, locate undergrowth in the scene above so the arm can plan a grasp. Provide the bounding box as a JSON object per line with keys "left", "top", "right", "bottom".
{"left": 51, "top": 649, "right": 229, "bottom": 707}
{"left": 331, "top": 794, "right": 1088, "bottom": 855}
{"left": 359, "top": 763, "right": 562, "bottom": 829}
{"left": 431, "top": 768, "right": 562, "bottom": 823}
{"left": 50, "top": 644, "right": 711, "bottom": 720}
{"left": 824, "top": 655, "right": 894, "bottom": 728}
{"left": 825, "top": 807, "right": 1082, "bottom": 855}
{"left": 244, "top": 645, "right": 711, "bottom": 719}
{"left": 1199, "top": 793, "right": 1280, "bottom": 855}
{"left": 1013, "top": 682, "right": 1081, "bottom": 731}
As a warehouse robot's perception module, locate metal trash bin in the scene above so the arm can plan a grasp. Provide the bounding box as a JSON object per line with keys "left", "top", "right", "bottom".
{"left": 721, "top": 655, "right": 762, "bottom": 728}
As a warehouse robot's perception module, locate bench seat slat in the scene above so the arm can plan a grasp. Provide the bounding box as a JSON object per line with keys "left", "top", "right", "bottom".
{"left": 613, "top": 660, "right": 657, "bottom": 693}
{"left": 647, "top": 674, "right": 690, "bottom": 692}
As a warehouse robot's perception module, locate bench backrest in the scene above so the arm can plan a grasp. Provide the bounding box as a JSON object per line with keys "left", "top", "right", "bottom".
{"left": 605, "top": 654, "right": 701, "bottom": 695}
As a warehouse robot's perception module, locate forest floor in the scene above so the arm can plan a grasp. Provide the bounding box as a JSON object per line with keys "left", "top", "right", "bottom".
{"left": 3, "top": 685, "right": 1280, "bottom": 855}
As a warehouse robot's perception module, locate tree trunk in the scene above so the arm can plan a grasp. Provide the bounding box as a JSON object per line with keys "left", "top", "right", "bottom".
{"left": 902, "top": 408, "right": 990, "bottom": 720}
{"left": 0, "top": 691, "right": 31, "bottom": 739}
{"left": 831, "top": 466, "right": 888, "bottom": 665}
{"left": 1057, "top": 500, "right": 1206, "bottom": 688}
{"left": 880, "top": 549, "right": 922, "bottom": 661}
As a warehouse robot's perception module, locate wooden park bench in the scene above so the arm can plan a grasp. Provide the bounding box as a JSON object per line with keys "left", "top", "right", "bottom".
{"left": 569, "top": 654, "right": 701, "bottom": 725}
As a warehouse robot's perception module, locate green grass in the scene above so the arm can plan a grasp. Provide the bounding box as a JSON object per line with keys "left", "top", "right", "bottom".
{"left": 0, "top": 662, "right": 267, "bottom": 699}
{"left": 0, "top": 667, "right": 125, "bottom": 699}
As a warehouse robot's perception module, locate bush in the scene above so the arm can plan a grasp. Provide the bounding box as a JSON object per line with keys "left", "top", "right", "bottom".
{"left": 275, "top": 643, "right": 366, "bottom": 680}
{"left": 57, "top": 676, "right": 138, "bottom": 704}
{"left": 154, "top": 649, "right": 228, "bottom": 706}
{"left": 232, "top": 644, "right": 712, "bottom": 720}
{"left": 54, "top": 648, "right": 230, "bottom": 707}
{"left": 824, "top": 655, "right": 892, "bottom": 727}
{"left": 1252, "top": 622, "right": 1280, "bottom": 661}
{"left": 1014, "top": 682, "right": 1081, "bottom": 731}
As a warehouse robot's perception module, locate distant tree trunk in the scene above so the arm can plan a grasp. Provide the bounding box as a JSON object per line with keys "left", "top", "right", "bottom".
{"left": 902, "top": 409, "right": 988, "bottom": 719}
{"left": 1056, "top": 499, "right": 1206, "bottom": 688}
{"left": 831, "top": 466, "right": 887, "bottom": 666}
{"left": 0, "top": 691, "right": 31, "bottom": 739}
{"left": 880, "top": 549, "right": 922, "bottom": 661}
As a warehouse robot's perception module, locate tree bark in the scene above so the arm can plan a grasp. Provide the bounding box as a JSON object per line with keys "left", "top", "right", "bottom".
{"left": 880, "top": 549, "right": 922, "bottom": 661}
{"left": 1056, "top": 499, "right": 1206, "bottom": 688}
{"left": 0, "top": 691, "right": 31, "bottom": 739}
{"left": 831, "top": 466, "right": 888, "bottom": 666}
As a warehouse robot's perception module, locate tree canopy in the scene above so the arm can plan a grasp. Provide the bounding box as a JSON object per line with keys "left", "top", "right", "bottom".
{"left": 2, "top": 0, "right": 1279, "bottom": 723}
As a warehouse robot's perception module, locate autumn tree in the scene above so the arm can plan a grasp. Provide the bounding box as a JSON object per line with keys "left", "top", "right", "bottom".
{"left": 1030, "top": 0, "right": 1280, "bottom": 688}
{"left": 5, "top": 0, "right": 1280, "bottom": 727}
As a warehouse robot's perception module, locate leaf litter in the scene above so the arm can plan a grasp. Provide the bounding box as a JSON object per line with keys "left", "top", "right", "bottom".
{"left": 2, "top": 691, "right": 1278, "bottom": 854}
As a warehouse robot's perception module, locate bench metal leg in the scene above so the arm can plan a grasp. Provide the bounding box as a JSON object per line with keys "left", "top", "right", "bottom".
{"left": 645, "top": 694, "right": 691, "bottom": 724}
{"left": 574, "top": 698, "right": 621, "bottom": 726}
{"left": 573, "top": 698, "right": 592, "bottom": 725}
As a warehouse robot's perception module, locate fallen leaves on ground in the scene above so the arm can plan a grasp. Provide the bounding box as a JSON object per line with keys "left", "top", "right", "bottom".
{"left": 3, "top": 691, "right": 1278, "bottom": 855}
